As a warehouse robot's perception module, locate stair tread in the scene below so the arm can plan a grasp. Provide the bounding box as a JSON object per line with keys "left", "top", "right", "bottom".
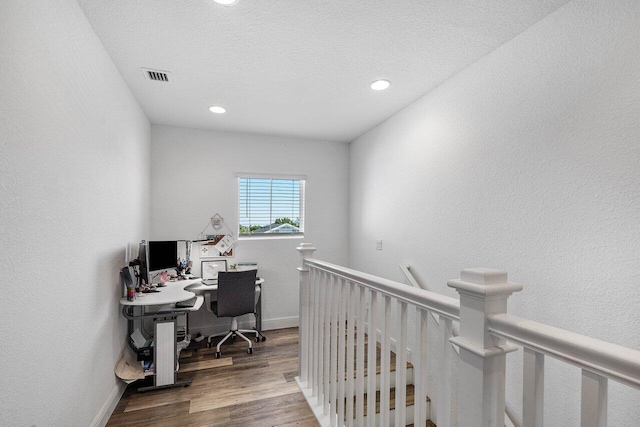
{"left": 350, "top": 384, "right": 431, "bottom": 417}
{"left": 323, "top": 328, "right": 435, "bottom": 426}
{"left": 341, "top": 334, "right": 413, "bottom": 378}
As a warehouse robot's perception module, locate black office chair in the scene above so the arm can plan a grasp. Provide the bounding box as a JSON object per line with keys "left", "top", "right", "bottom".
{"left": 207, "top": 270, "right": 260, "bottom": 358}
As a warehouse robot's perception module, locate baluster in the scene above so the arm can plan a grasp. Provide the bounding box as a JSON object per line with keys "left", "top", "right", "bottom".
{"left": 308, "top": 267, "right": 314, "bottom": 390}
{"left": 337, "top": 278, "right": 347, "bottom": 426}
{"left": 313, "top": 268, "right": 323, "bottom": 401}
{"left": 438, "top": 317, "right": 453, "bottom": 427}
{"left": 297, "top": 246, "right": 310, "bottom": 383}
{"left": 306, "top": 268, "right": 318, "bottom": 389}
{"left": 329, "top": 275, "right": 339, "bottom": 426}
{"left": 346, "top": 282, "right": 356, "bottom": 426}
{"left": 414, "top": 308, "right": 429, "bottom": 427}
{"left": 581, "top": 370, "right": 608, "bottom": 427}
{"left": 306, "top": 267, "right": 315, "bottom": 390}
{"left": 355, "top": 285, "right": 366, "bottom": 426}
{"left": 367, "top": 290, "right": 378, "bottom": 424}
{"left": 323, "top": 271, "right": 332, "bottom": 416}
{"left": 395, "top": 301, "right": 408, "bottom": 427}
{"left": 523, "top": 348, "right": 544, "bottom": 427}
{"left": 380, "top": 295, "right": 391, "bottom": 427}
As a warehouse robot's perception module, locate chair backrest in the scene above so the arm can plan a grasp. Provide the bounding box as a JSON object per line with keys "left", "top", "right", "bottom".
{"left": 215, "top": 270, "right": 258, "bottom": 317}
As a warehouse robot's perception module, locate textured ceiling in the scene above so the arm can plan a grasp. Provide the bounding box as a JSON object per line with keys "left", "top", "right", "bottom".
{"left": 77, "top": 0, "right": 571, "bottom": 143}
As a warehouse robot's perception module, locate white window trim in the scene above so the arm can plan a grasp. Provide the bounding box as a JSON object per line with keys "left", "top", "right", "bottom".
{"left": 237, "top": 174, "right": 306, "bottom": 240}
{"left": 236, "top": 172, "right": 307, "bottom": 180}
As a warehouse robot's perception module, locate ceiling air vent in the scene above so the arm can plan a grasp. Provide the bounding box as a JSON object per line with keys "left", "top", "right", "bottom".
{"left": 141, "top": 68, "right": 172, "bottom": 83}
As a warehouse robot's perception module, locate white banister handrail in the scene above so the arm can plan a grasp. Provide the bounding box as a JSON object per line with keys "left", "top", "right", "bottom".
{"left": 400, "top": 264, "right": 440, "bottom": 327}
{"left": 307, "top": 258, "right": 460, "bottom": 321}
{"left": 298, "top": 248, "right": 640, "bottom": 427}
{"left": 489, "top": 313, "right": 640, "bottom": 390}
{"left": 400, "top": 263, "right": 424, "bottom": 290}
{"left": 400, "top": 264, "right": 443, "bottom": 328}
{"left": 400, "top": 263, "right": 462, "bottom": 338}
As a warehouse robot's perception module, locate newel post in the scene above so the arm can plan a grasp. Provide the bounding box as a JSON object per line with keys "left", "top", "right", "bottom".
{"left": 448, "top": 268, "right": 522, "bottom": 427}
{"left": 297, "top": 242, "right": 317, "bottom": 383}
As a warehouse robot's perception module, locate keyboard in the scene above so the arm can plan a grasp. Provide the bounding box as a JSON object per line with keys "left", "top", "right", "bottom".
{"left": 175, "top": 296, "right": 197, "bottom": 308}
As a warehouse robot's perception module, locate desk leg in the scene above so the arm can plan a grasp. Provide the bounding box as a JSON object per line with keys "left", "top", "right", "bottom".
{"left": 257, "top": 293, "right": 262, "bottom": 334}
{"left": 155, "top": 319, "right": 177, "bottom": 387}
{"left": 138, "top": 317, "right": 191, "bottom": 392}
{"left": 255, "top": 287, "right": 266, "bottom": 341}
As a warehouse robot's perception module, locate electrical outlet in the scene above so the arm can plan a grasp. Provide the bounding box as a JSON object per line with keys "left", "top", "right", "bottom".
{"left": 376, "top": 240, "right": 382, "bottom": 250}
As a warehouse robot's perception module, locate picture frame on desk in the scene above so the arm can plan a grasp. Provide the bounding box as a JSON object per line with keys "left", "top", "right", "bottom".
{"left": 202, "top": 259, "right": 227, "bottom": 280}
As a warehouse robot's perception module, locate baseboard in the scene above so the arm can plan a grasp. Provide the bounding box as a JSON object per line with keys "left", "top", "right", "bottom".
{"left": 91, "top": 381, "right": 126, "bottom": 427}
{"left": 366, "top": 323, "right": 413, "bottom": 364}
{"left": 370, "top": 316, "right": 455, "bottom": 364}
{"left": 192, "top": 316, "right": 300, "bottom": 338}
{"left": 262, "top": 316, "right": 299, "bottom": 331}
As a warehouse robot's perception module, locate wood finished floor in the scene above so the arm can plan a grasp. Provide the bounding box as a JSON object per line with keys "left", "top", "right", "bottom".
{"left": 107, "top": 327, "right": 319, "bottom": 427}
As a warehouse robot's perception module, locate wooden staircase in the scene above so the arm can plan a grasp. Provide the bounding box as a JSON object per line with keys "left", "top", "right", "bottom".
{"left": 356, "top": 385, "right": 435, "bottom": 427}
{"left": 299, "top": 251, "right": 640, "bottom": 427}
{"left": 332, "top": 332, "right": 436, "bottom": 427}
{"left": 295, "top": 250, "right": 447, "bottom": 427}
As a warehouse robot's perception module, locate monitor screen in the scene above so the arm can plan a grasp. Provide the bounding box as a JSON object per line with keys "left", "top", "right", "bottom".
{"left": 138, "top": 241, "right": 149, "bottom": 285}
{"left": 148, "top": 241, "right": 178, "bottom": 272}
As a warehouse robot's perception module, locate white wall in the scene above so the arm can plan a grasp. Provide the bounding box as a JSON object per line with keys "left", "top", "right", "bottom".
{"left": 150, "top": 125, "right": 349, "bottom": 334}
{"left": 0, "top": 1, "right": 150, "bottom": 426}
{"left": 349, "top": 0, "right": 640, "bottom": 425}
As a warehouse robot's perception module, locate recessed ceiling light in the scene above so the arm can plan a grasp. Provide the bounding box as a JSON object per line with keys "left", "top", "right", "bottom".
{"left": 209, "top": 106, "right": 226, "bottom": 114}
{"left": 370, "top": 79, "right": 391, "bottom": 91}
{"left": 213, "top": 0, "right": 239, "bottom": 5}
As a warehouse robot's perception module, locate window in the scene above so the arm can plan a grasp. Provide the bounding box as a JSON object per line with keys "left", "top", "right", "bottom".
{"left": 238, "top": 176, "right": 305, "bottom": 237}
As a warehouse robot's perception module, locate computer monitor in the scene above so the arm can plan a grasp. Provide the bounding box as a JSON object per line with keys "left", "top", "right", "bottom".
{"left": 148, "top": 240, "right": 178, "bottom": 272}
{"left": 138, "top": 241, "right": 149, "bottom": 286}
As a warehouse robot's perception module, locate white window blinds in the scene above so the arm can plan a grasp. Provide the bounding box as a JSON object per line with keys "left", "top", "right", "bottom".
{"left": 238, "top": 177, "right": 305, "bottom": 236}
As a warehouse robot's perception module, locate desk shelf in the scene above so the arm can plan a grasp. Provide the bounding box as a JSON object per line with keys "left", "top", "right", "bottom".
{"left": 120, "top": 279, "right": 203, "bottom": 392}
{"left": 158, "top": 295, "right": 204, "bottom": 313}
{"left": 139, "top": 341, "right": 189, "bottom": 378}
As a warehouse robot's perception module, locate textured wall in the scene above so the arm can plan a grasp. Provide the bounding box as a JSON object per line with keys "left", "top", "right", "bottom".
{"left": 349, "top": 0, "right": 640, "bottom": 425}
{"left": 150, "top": 125, "right": 349, "bottom": 335}
{"left": 0, "top": 1, "right": 150, "bottom": 425}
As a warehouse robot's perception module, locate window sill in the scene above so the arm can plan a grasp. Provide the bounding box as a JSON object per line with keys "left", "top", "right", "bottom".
{"left": 238, "top": 234, "right": 305, "bottom": 241}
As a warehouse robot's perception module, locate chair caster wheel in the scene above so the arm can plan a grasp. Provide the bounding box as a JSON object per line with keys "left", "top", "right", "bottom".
{"left": 248, "top": 348, "right": 253, "bottom": 354}
{"left": 255, "top": 337, "right": 260, "bottom": 343}
{"left": 261, "top": 336, "right": 266, "bottom": 342}
{"left": 215, "top": 352, "right": 221, "bottom": 359}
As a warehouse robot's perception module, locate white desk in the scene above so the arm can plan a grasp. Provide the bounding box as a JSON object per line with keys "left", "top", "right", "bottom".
{"left": 120, "top": 278, "right": 202, "bottom": 307}
{"left": 185, "top": 277, "right": 265, "bottom": 335}
{"left": 119, "top": 278, "right": 203, "bottom": 392}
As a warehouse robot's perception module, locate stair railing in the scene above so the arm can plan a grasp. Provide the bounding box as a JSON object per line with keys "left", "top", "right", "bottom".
{"left": 488, "top": 314, "right": 640, "bottom": 427}
{"left": 297, "top": 243, "right": 460, "bottom": 427}
{"left": 297, "top": 244, "right": 640, "bottom": 427}
{"left": 400, "top": 264, "right": 461, "bottom": 351}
